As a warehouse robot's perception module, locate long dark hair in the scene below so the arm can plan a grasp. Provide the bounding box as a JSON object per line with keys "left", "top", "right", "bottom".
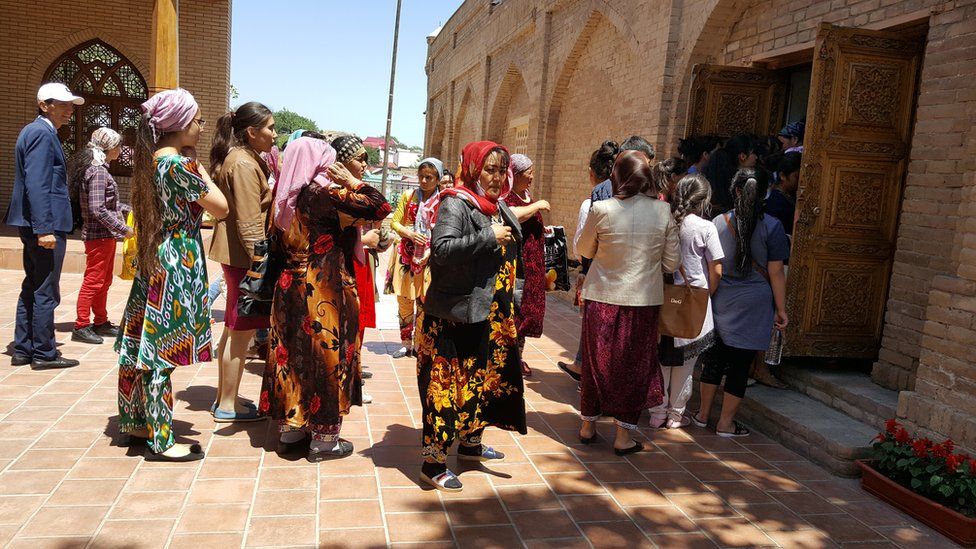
{"left": 589, "top": 140, "right": 619, "bottom": 181}
{"left": 729, "top": 167, "right": 770, "bottom": 274}
{"left": 209, "top": 101, "right": 273, "bottom": 174}
{"left": 702, "top": 134, "right": 758, "bottom": 213}
{"left": 651, "top": 157, "right": 688, "bottom": 199}
{"left": 611, "top": 150, "right": 653, "bottom": 199}
{"left": 132, "top": 115, "right": 164, "bottom": 275}
{"left": 670, "top": 173, "right": 712, "bottom": 226}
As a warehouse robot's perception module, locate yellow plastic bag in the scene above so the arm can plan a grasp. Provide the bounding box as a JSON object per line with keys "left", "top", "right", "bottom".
{"left": 120, "top": 211, "right": 137, "bottom": 280}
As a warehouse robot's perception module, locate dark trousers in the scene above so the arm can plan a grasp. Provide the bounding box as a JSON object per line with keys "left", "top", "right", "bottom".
{"left": 15, "top": 228, "right": 65, "bottom": 361}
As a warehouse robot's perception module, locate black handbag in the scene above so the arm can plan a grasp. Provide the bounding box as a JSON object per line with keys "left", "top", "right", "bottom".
{"left": 239, "top": 200, "right": 285, "bottom": 302}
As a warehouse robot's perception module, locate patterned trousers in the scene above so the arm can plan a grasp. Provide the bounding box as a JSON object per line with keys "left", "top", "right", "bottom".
{"left": 397, "top": 296, "right": 419, "bottom": 346}
{"left": 279, "top": 417, "right": 343, "bottom": 442}
{"left": 118, "top": 363, "right": 175, "bottom": 453}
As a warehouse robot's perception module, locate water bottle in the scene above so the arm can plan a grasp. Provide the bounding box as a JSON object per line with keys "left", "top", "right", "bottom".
{"left": 766, "top": 329, "right": 784, "bottom": 366}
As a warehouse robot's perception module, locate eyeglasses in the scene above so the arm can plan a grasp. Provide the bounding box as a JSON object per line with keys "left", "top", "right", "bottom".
{"left": 193, "top": 118, "right": 207, "bottom": 128}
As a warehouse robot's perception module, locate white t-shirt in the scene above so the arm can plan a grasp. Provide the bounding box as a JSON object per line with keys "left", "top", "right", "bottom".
{"left": 674, "top": 213, "right": 724, "bottom": 289}
{"left": 573, "top": 198, "right": 592, "bottom": 260}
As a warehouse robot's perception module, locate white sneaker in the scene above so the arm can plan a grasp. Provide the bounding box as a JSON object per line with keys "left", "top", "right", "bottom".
{"left": 362, "top": 393, "right": 373, "bottom": 404}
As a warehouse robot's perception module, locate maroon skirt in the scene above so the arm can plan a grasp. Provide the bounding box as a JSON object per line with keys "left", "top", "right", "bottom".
{"left": 222, "top": 264, "right": 271, "bottom": 331}
{"left": 579, "top": 300, "right": 663, "bottom": 429}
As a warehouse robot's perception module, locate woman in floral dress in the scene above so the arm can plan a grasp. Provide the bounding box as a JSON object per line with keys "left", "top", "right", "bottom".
{"left": 417, "top": 141, "right": 527, "bottom": 492}
{"left": 259, "top": 136, "right": 391, "bottom": 462}
{"left": 117, "top": 88, "right": 229, "bottom": 461}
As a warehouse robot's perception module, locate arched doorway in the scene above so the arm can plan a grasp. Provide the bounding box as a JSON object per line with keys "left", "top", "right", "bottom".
{"left": 43, "top": 39, "right": 148, "bottom": 177}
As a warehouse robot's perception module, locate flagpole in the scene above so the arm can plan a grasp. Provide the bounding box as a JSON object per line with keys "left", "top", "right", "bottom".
{"left": 380, "top": 0, "right": 403, "bottom": 198}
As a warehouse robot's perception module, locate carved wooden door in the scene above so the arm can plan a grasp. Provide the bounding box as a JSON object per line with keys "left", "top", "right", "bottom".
{"left": 785, "top": 24, "right": 922, "bottom": 358}
{"left": 686, "top": 64, "right": 786, "bottom": 138}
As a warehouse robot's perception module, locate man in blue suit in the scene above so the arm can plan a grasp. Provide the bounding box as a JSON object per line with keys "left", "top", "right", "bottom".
{"left": 4, "top": 83, "right": 84, "bottom": 369}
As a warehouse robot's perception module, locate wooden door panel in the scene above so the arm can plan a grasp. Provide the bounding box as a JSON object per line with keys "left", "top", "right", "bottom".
{"left": 786, "top": 24, "right": 922, "bottom": 358}
{"left": 686, "top": 65, "right": 786, "bottom": 138}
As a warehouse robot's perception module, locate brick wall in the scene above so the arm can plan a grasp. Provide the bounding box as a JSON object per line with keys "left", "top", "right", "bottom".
{"left": 0, "top": 0, "right": 230, "bottom": 206}
{"left": 426, "top": 0, "right": 976, "bottom": 447}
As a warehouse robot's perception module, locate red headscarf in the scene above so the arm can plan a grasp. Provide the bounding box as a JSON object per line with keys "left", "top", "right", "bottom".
{"left": 437, "top": 141, "right": 511, "bottom": 219}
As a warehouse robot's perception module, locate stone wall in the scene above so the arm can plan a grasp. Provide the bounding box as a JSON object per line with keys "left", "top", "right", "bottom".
{"left": 426, "top": 0, "right": 976, "bottom": 447}
{"left": 0, "top": 0, "right": 230, "bottom": 204}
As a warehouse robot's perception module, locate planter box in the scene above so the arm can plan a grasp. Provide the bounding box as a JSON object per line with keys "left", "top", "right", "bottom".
{"left": 858, "top": 460, "right": 976, "bottom": 547}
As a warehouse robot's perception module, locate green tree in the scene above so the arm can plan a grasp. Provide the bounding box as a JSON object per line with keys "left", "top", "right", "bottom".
{"left": 365, "top": 145, "right": 382, "bottom": 167}
{"left": 274, "top": 108, "right": 321, "bottom": 147}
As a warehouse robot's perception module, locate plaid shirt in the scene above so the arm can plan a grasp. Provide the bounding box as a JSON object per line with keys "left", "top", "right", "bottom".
{"left": 80, "top": 165, "right": 130, "bottom": 241}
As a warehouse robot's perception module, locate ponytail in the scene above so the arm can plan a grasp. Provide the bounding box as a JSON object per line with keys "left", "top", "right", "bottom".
{"left": 670, "top": 173, "right": 711, "bottom": 226}
{"left": 729, "top": 167, "right": 769, "bottom": 274}
{"left": 209, "top": 101, "right": 273, "bottom": 174}
{"left": 132, "top": 115, "right": 164, "bottom": 275}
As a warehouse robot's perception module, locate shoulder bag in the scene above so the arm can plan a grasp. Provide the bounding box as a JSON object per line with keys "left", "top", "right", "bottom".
{"left": 659, "top": 265, "right": 710, "bottom": 339}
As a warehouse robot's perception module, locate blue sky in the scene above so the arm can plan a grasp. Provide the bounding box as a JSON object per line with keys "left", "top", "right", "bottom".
{"left": 230, "top": 0, "right": 463, "bottom": 148}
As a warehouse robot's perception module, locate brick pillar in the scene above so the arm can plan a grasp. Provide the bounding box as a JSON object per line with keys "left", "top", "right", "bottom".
{"left": 150, "top": 0, "right": 179, "bottom": 92}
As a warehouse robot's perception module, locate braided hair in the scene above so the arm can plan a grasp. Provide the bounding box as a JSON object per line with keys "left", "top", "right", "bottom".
{"left": 670, "top": 173, "right": 712, "bottom": 226}
{"left": 729, "top": 167, "right": 770, "bottom": 274}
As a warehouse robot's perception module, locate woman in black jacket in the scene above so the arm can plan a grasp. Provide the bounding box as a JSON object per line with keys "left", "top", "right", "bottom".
{"left": 417, "top": 141, "right": 527, "bottom": 492}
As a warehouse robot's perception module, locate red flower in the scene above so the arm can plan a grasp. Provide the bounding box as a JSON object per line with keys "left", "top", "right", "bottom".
{"left": 895, "top": 428, "right": 911, "bottom": 444}
{"left": 932, "top": 443, "right": 950, "bottom": 459}
{"left": 968, "top": 458, "right": 976, "bottom": 477}
{"left": 275, "top": 345, "right": 289, "bottom": 365}
{"left": 872, "top": 431, "right": 887, "bottom": 443}
{"left": 258, "top": 390, "right": 270, "bottom": 413}
{"left": 885, "top": 419, "right": 900, "bottom": 434}
{"left": 313, "top": 235, "right": 334, "bottom": 255}
{"left": 912, "top": 439, "right": 930, "bottom": 458}
{"left": 944, "top": 439, "right": 955, "bottom": 454}
{"left": 278, "top": 270, "right": 293, "bottom": 289}
{"left": 946, "top": 453, "right": 965, "bottom": 473}
{"left": 301, "top": 316, "right": 313, "bottom": 335}
{"left": 310, "top": 394, "right": 321, "bottom": 414}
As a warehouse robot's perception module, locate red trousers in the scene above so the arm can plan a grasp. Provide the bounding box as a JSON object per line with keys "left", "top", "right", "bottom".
{"left": 75, "top": 239, "right": 116, "bottom": 329}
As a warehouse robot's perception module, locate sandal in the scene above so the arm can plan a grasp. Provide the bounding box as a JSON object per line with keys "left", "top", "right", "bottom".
{"left": 213, "top": 408, "right": 265, "bottom": 423}
{"left": 613, "top": 440, "right": 645, "bottom": 456}
{"left": 667, "top": 416, "right": 692, "bottom": 429}
{"left": 144, "top": 444, "right": 205, "bottom": 462}
{"left": 579, "top": 432, "right": 598, "bottom": 444}
{"left": 557, "top": 361, "right": 581, "bottom": 381}
{"left": 307, "top": 439, "right": 354, "bottom": 462}
{"left": 690, "top": 411, "right": 708, "bottom": 428}
{"left": 521, "top": 361, "right": 532, "bottom": 377}
{"left": 420, "top": 470, "right": 463, "bottom": 492}
{"left": 649, "top": 416, "right": 667, "bottom": 430}
{"left": 458, "top": 445, "right": 505, "bottom": 462}
{"left": 716, "top": 421, "right": 751, "bottom": 438}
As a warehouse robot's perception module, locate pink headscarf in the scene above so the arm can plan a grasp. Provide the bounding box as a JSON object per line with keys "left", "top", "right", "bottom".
{"left": 140, "top": 88, "right": 198, "bottom": 142}
{"left": 274, "top": 137, "right": 336, "bottom": 231}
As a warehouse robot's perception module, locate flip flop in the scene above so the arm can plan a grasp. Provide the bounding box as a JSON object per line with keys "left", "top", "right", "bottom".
{"left": 690, "top": 411, "right": 708, "bottom": 428}
{"left": 420, "top": 470, "right": 463, "bottom": 492}
{"left": 213, "top": 408, "right": 265, "bottom": 423}
{"left": 458, "top": 445, "right": 505, "bottom": 462}
{"left": 144, "top": 444, "right": 205, "bottom": 462}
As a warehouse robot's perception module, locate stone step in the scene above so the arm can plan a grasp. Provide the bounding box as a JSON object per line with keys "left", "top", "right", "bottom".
{"left": 734, "top": 385, "right": 880, "bottom": 477}
{"left": 776, "top": 365, "right": 899, "bottom": 430}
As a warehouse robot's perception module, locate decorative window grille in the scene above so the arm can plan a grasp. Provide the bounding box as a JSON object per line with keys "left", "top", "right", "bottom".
{"left": 513, "top": 123, "right": 529, "bottom": 155}
{"left": 43, "top": 40, "right": 148, "bottom": 177}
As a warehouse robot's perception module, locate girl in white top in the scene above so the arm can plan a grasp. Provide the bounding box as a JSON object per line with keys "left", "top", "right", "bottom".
{"left": 649, "top": 174, "right": 724, "bottom": 429}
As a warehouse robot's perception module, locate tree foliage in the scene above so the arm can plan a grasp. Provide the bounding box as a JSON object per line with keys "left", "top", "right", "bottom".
{"left": 365, "top": 146, "right": 382, "bottom": 167}
{"left": 274, "top": 109, "right": 321, "bottom": 147}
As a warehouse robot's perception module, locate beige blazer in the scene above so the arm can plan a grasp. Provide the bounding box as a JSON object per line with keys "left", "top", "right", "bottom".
{"left": 209, "top": 147, "right": 271, "bottom": 269}
{"left": 577, "top": 194, "right": 680, "bottom": 307}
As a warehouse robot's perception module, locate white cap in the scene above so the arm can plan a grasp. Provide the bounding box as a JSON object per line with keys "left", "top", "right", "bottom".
{"left": 37, "top": 83, "right": 84, "bottom": 105}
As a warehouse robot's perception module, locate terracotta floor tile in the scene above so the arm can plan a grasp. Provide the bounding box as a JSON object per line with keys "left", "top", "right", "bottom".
{"left": 530, "top": 451, "right": 586, "bottom": 473}
{"left": 22, "top": 505, "right": 110, "bottom": 537}
{"left": 771, "top": 490, "right": 844, "bottom": 515}
{"left": 765, "top": 529, "right": 839, "bottom": 548}
{"left": 693, "top": 436, "right": 750, "bottom": 453}
{"left": 176, "top": 503, "right": 250, "bottom": 533}
{"left": 544, "top": 471, "right": 605, "bottom": 495}
{"left": 245, "top": 515, "right": 316, "bottom": 547}
{"left": 67, "top": 457, "right": 139, "bottom": 479}
{"left": 187, "top": 478, "right": 257, "bottom": 505}
{"left": 682, "top": 459, "right": 745, "bottom": 482}
{"left": 319, "top": 527, "right": 388, "bottom": 548}
{"left": 445, "top": 496, "right": 509, "bottom": 525}
{"left": 385, "top": 511, "right": 452, "bottom": 543}
{"left": 169, "top": 533, "right": 244, "bottom": 549}
{"left": 707, "top": 480, "right": 776, "bottom": 506}
{"left": 604, "top": 481, "right": 671, "bottom": 507}
{"left": 698, "top": 516, "right": 778, "bottom": 547}
{"left": 713, "top": 451, "right": 775, "bottom": 472}
{"left": 380, "top": 486, "right": 442, "bottom": 513}
{"left": 522, "top": 537, "right": 592, "bottom": 549}
{"left": 876, "top": 524, "right": 950, "bottom": 548}
{"left": 376, "top": 465, "right": 423, "bottom": 488}
{"left": 580, "top": 521, "right": 654, "bottom": 548}
{"left": 775, "top": 460, "right": 835, "bottom": 481}
{"left": 257, "top": 465, "right": 317, "bottom": 490}
{"left": 111, "top": 490, "right": 187, "bottom": 519}
{"left": 647, "top": 532, "right": 718, "bottom": 548}
{"left": 0, "top": 495, "right": 45, "bottom": 524}
{"left": 734, "top": 502, "right": 812, "bottom": 532}
{"left": 804, "top": 479, "right": 873, "bottom": 502}
{"left": 0, "top": 470, "right": 66, "bottom": 494}
{"left": 197, "top": 457, "right": 261, "bottom": 479}
{"left": 441, "top": 473, "right": 498, "bottom": 500}
{"left": 127, "top": 467, "right": 198, "bottom": 491}
{"left": 519, "top": 435, "right": 570, "bottom": 454}
{"left": 643, "top": 471, "right": 708, "bottom": 494}
{"left": 319, "top": 499, "right": 382, "bottom": 529}
{"left": 511, "top": 508, "right": 580, "bottom": 540}
{"left": 561, "top": 494, "right": 628, "bottom": 522}
{"left": 10, "top": 448, "right": 84, "bottom": 470}
{"left": 739, "top": 468, "right": 806, "bottom": 492}
{"left": 484, "top": 462, "right": 545, "bottom": 486}
{"left": 495, "top": 484, "right": 562, "bottom": 511}
{"left": 206, "top": 438, "right": 259, "bottom": 457}
{"left": 586, "top": 461, "right": 645, "bottom": 483}
{"left": 625, "top": 450, "right": 684, "bottom": 472}
{"left": 629, "top": 504, "right": 698, "bottom": 534}
{"left": 656, "top": 443, "right": 715, "bottom": 462}
{"left": 454, "top": 525, "right": 521, "bottom": 549}
{"left": 6, "top": 536, "right": 91, "bottom": 549}
{"left": 0, "top": 439, "right": 33, "bottom": 458}
{"left": 668, "top": 492, "right": 740, "bottom": 519}
{"left": 804, "top": 513, "right": 886, "bottom": 542}
{"left": 91, "top": 518, "right": 174, "bottom": 549}
{"left": 319, "top": 455, "right": 376, "bottom": 476}
{"left": 837, "top": 498, "right": 920, "bottom": 527}
{"left": 251, "top": 489, "right": 316, "bottom": 516}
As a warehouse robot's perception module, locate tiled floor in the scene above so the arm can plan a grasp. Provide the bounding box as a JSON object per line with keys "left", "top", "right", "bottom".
{"left": 0, "top": 267, "right": 959, "bottom": 548}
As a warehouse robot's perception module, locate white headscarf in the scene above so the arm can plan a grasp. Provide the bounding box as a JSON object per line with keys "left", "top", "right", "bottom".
{"left": 88, "top": 127, "right": 122, "bottom": 167}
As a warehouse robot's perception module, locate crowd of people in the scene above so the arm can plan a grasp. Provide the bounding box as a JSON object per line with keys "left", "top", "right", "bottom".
{"left": 6, "top": 81, "right": 801, "bottom": 489}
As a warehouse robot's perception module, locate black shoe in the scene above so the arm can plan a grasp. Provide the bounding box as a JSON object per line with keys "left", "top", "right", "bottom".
{"left": 362, "top": 370, "right": 373, "bottom": 379}
{"left": 10, "top": 354, "right": 31, "bottom": 366}
{"left": 31, "top": 356, "right": 80, "bottom": 370}
{"left": 93, "top": 322, "right": 120, "bottom": 338}
{"left": 71, "top": 326, "right": 104, "bottom": 345}
{"left": 392, "top": 346, "right": 412, "bottom": 359}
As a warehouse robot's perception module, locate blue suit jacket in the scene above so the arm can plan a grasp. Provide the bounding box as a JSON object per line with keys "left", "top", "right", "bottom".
{"left": 5, "top": 117, "right": 73, "bottom": 234}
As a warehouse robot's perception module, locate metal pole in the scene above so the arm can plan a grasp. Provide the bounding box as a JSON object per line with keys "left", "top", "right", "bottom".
{"left": 380, "top": 0, "right": 403, "bottom": 198}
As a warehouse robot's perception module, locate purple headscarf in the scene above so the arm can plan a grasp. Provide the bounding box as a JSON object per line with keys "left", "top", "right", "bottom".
{"left": 140, "top": 88, "right": 198, "bottom": 142}
{"left": 510, "top": 153, "right": 533, "bottom": 175}
{"left": 274, "top": 137, "right": 336, "bottom": 231}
